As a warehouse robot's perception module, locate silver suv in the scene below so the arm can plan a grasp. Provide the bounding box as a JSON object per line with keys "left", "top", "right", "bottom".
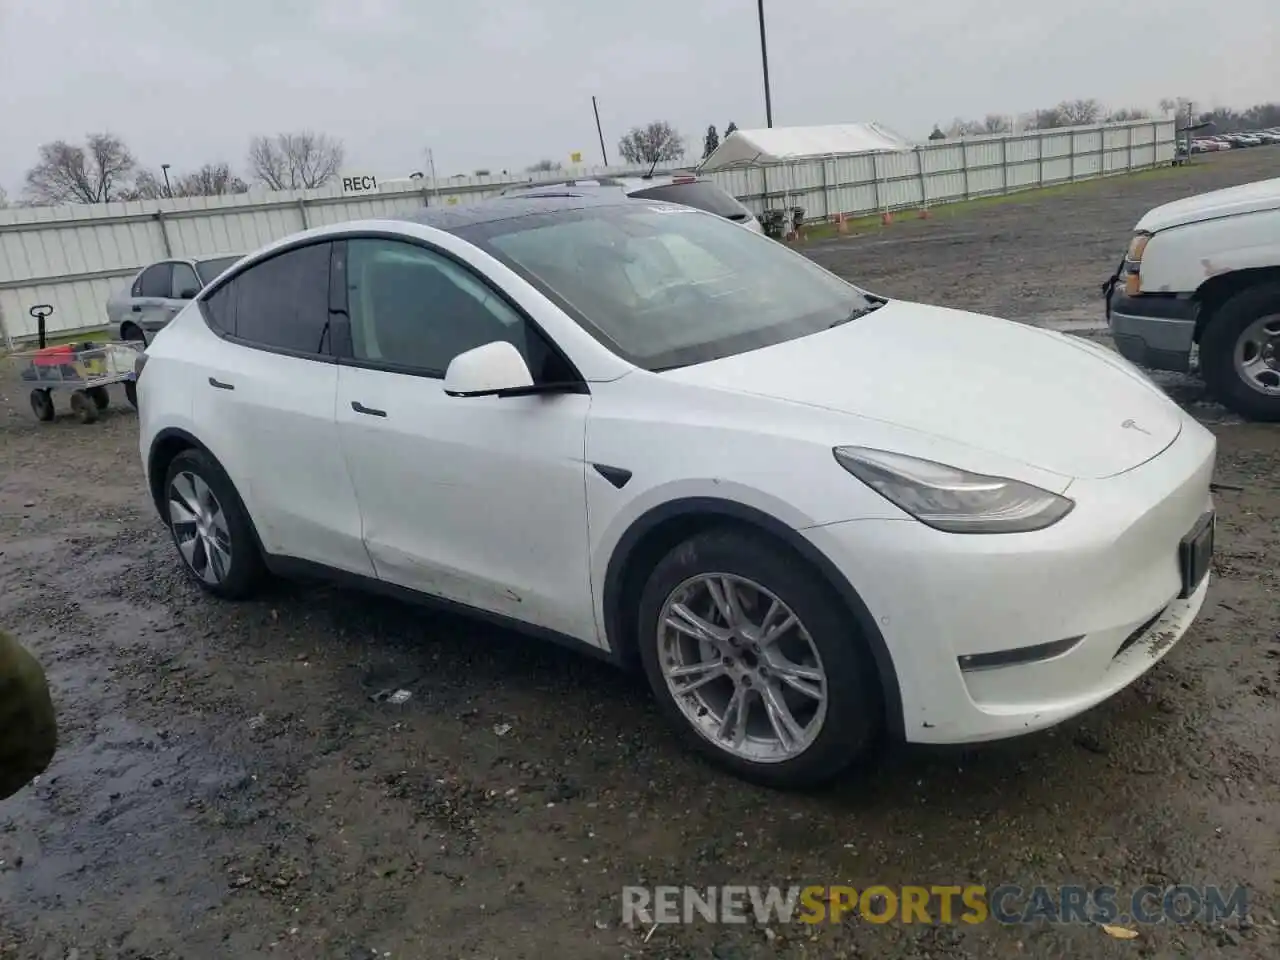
{"left": 499, "top": 174, "right": 763, "bottom": 234}
{"left": 106, "top": 255, "right": 242, "bottom": 343}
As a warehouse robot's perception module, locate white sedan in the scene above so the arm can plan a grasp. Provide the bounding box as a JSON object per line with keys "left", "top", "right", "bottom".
{"left": 135, "top": 193, "right": 1216, "bottom": 787}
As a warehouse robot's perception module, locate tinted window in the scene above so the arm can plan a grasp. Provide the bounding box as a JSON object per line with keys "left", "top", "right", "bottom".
{"left": 232, "top": 243, "right": 332, "bottom": 354}
{"left": 202, "top": 280, "right": 236, "bottom": 335}
{"left": 171, "top": 263, "right": 201, "bottom": 299}
{"left": 630, "top": 181, "right": 751, "bottom": 220}
{"left": 346, "top": 238, "right": 555, "bottom": 378}
{"left": 195, "top": 256, "right": 241, "bottom": 285}
{"left": 138, "top": 263, "right": 172, "bottom": 298}
{"left": 465, "top": 205, "right": 871, "bottom": 371}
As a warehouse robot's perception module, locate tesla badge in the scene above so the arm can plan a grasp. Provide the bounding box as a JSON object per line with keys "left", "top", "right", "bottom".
{"left": 1121, "top": 418, "right": 1152, "bottom": 435}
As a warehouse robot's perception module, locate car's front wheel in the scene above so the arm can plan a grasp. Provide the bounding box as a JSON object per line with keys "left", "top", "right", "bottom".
{"left": 1200, "top": 282, "right": 1280, "bottom": 421}
{"left": 637, "top": 529, "right": 882, "bottom": 788}
{"left": 163, "top": 449, "right": 264, "bottom": 599}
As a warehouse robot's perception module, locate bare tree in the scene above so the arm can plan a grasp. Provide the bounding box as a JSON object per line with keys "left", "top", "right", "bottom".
{"left": 1025, "top": 107, "right": 1065, "bottom": 130}
{"left": 0, "top": 185, "right": 8, "bottom": 208}
{"left": 1158, "top": 98, "right": 1177, "bottom": 117}
{"left": 1106, "top": 107, "right": 1151, "bottom": 122}
{"left": 1056, "top": 98, "right": 1103, "bottom": 126}
{"left": 945, "top": 118, "right": 984, "bottom": 137}
{"left": 177, "top": 162, "right": 249, "bottom": 197}
{"left": 247, "top": 131, "right": 344, "bottom": 190}
{"left": 526, "top": 159, "right": 562, "bottom": 172}
{"left": 118, "top": 162, "right": 249, "bottom": 201}
{"left": 24, "top": 133, "right": 137, "bottom": 204}
{"left": 617, "top": 121, "right": 686, "bottom": 167}
{"left": 119, "top": 169, "right": 168, "bottom": 201}
{"left": 981, "top": 114, "right": 1011, "bottom": 134}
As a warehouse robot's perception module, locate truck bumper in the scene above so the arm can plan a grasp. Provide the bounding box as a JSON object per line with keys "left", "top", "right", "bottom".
{"left": 1105, "top": 290, "right": 1198, "bottom": 373}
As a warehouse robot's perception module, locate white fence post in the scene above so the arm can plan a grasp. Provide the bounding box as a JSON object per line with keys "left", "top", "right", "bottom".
{"left": 916, "top": 146, "right": 927, "bottom": 209}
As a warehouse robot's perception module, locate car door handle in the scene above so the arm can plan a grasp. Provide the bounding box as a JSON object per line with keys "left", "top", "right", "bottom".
{"left": 351, "top": 401, "right": 386, "bottom": 418}
{"left": 131, "top": 305, "right": 142, "bottom": 313}
{"left": 208, "top": 377, "right": 235, "bottom": 391}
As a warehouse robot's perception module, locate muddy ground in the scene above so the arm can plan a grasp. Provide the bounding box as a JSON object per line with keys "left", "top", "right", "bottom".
{"left": 1, "top": 149, "right": 1278, "bottom": 960}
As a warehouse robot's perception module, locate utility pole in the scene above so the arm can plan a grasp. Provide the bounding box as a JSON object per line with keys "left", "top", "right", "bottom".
{"left": 757, "top": 0, "right": 773, "bottom": 127}
{"left": 427, "top": 148, "right": 440, "bottom": 205}
{"left": 592, "top": 96, "right": 609, "bottom": 166}
{"left": 161, "top": 163, "right": 172, "bottom": 198}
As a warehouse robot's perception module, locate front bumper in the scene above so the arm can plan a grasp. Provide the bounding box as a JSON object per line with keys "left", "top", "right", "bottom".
{"left": 1104, "top": 288, "right": 1198, "bottom": 373}
{"left": 804, "top": 416, "right": 1216, "bottom": 744}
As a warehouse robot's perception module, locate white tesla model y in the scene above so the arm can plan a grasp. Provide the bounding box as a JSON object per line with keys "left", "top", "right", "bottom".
{"left": 136, "top": 192, "right": 1216, "bottom": 787}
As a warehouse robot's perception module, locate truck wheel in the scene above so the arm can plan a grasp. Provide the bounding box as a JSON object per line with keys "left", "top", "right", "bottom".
{"left": 1200, "top": 282, "right": 1280, "bottom": 422}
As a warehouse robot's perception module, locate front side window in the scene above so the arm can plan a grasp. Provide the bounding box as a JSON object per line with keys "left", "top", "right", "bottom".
{"left": 138, "top": 263, "right": 172, "bottom": 299}
{"left": 462, "top": 205, "right": 872, "bottom": 370}
{"left": 344, "top": 238, "right": 558, "bottom": 378}
{"left": 225, "top": 242, "right": 332, "bottom": 354}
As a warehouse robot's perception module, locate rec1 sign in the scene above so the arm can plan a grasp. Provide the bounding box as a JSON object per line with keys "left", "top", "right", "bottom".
{"left": 341, "top": 174, "right": 378, "bottom": 194}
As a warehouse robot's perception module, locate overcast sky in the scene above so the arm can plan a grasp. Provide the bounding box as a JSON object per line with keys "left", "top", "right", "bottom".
{"left": 1, "top": 0, "right": 1274, "bottom": 196}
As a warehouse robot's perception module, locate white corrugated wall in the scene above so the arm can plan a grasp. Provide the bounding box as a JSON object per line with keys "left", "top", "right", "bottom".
{"left": 0, "top": 119, "right": 1176, "bottom": 342}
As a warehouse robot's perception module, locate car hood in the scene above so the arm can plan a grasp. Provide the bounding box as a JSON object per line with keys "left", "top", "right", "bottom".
{"left": 663, "top": 301, "right": 1183, "bottom": 480}
{"left": 1136, "top": 177, "right": 1280, "bottom": 232}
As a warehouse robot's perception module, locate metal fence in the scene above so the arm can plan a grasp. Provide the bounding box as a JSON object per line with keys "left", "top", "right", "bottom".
{"left": 0, "top": 119, "right": 1174, "bottom": 343}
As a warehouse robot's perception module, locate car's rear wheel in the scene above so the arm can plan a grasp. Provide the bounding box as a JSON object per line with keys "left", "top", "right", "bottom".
{"left": 1200, "top": 282, "right": 1280, "bottom": 421}
{"left": 163, "top": 448, "right": 264, "bottom": 599}
{"left": 636, "top": 528, "right": 882, "bottom": 788}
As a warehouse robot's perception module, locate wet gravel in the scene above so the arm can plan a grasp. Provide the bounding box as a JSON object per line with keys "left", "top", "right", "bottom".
{"left": 1, "top": 149, "right": 1278, "bottom": 959}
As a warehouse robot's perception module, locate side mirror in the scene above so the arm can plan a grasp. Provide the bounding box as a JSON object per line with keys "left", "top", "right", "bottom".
{"left": 444, "top": 341, "right": 534, "bottom": 398}
{"left": 178, "top": 288, "right": 199, "bottom": 300}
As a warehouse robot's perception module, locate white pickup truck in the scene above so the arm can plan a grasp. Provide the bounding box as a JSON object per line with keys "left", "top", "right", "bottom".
{"left": 1104, "top": 177, "right": 1280, "bottom": 420}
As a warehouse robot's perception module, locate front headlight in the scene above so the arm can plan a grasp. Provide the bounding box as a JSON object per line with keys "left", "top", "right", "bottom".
{"left": 1123, "top": 232, "right": 1150, "bottom": 296}
{"left": 832, "top": 447, "right": 1074, "bottom": 534}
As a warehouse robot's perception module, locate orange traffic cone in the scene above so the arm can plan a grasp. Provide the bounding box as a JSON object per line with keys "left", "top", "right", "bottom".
{"left": 836, "top": 212, "right": 849, "bottom": 235}
{"left": 880, "top": 210, "right": 893, "bottom": 226}
{"left": 918, "top": 207, "right": 931, "bottom": 219}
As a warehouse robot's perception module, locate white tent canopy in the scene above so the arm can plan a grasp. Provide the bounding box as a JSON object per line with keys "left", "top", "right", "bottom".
{"left": 699, "top": 122, "right": 912, "bottom": 171}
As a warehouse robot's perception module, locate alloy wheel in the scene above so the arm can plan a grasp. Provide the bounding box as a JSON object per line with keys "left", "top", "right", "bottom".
{"left": 657, "top": 573, "right": 828, "bottom": 763}
{"left": 168, "top": 471, "right": 233, "bottom": 585}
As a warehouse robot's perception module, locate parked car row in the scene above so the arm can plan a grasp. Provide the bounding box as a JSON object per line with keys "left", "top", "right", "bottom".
{"left": 1191, "top": 129, "right": 1280, "bottom": 152}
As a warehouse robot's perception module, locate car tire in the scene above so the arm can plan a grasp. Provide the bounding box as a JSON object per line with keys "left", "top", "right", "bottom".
{"left": 120, "top": 323, "right": 147, "bottom": 345}
{"left": 636, "top": 528, "right": 882, "bottom": 789}
{"left": 1200, "top": 282, "right": 1280, "bottom": 422}
{"left": 163, "top": 448, "right": 264, "bottom": 600}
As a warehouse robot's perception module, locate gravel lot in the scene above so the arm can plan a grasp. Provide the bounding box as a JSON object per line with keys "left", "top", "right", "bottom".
{"left": 2, "top": 150, "right": 1278, "bottom": 960}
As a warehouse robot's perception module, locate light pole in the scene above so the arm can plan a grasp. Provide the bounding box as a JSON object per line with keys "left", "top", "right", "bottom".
{"left": 160, "top": 163, "right": 172, "bottom": 198}
{"left": 757, "top": 0, "right": 773, "bottom": 128}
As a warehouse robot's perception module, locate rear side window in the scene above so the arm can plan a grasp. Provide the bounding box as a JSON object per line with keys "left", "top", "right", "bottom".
{"left": 202, "top": 281, "right": 236, "bottom": 335}
{"left": 221, "top": 243, "right": 332, "bottom": 355}
{"left": 630, "top": 181, "right": 751, "bottom": 220}
{"left": 137, "top": 263, "right": 172, "bottom": 298}
{"left": 171, "top": 262, "right": 201, "bottom": 299}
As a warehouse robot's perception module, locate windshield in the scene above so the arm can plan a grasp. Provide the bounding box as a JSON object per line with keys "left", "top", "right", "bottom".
{"left": 461, "top": 204, "right": 874, "bottom": 370}
{"left": 195, "top": 256, "right": 242, "bottom": 284}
